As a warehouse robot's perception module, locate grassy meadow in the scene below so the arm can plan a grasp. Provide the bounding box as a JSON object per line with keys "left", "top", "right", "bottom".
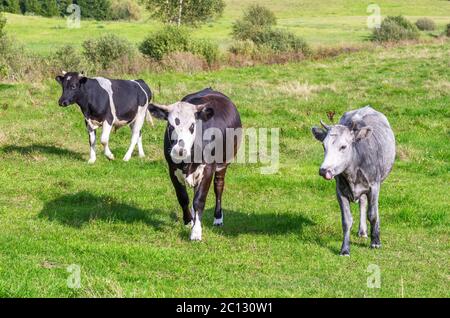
{"left": 3, "top": 0, "right": 450, "bottom": 54}
{"left": 0, "top": 40, "right": 449, "bottom": 297}
{"left": 0, "top": 0, "right": 449, "bottom": 298}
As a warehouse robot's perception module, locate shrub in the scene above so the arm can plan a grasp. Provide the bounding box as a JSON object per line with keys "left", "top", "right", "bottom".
{"left": 188, "top": 39, "right": 219, "bottom": 66}
{"left": 228, "top": 40, "right": 257, "bottom": 57}
{"left": 139, "top": 26, "right": 190, "bottom": 60}
{"left": 139, "top": 26, "right": 219, "bottom": 65}
{"left": 372, "top": 16, "right": 419, "bottom": 42}
{"left": 110, "top": 0, "right": 142, "bottom": 21}
{"left": 240, "top": 4, "right": 277, "bottom": 28}
{"left": 82, "top": 34, "right": 136, "bottom": 70}
{"left": 232, "top": 4, "right": 276, "bottom": 41}
{"left": 415, "top": 18, "right": 436, "bottom": 31}
{"left": 51, "top": 45, "right": 87, "bottom": 72}
{"left": 251, "top": 28, "right": 310, "bottom": 55}
{"left": 446, "top": 24, "right": 450, "bottom": 37}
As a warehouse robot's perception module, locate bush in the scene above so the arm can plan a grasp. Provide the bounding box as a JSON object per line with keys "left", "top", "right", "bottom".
{"left": 0, "top": 13, "right": 6, "bottom": 40}
{"left": 228, "top": 40, "right": 257, "bottom": 57}
{"left": 251, "top": 28, "right": 310, "bottom": 54}
{"left": 446, "top": 24, "right": 450, "bottom": 37}
{"left": 82, "top": 34, "right": 136, "bottom": 70}
{"left": 139, "top": 26, "right": 190, "bottom": 60}
{"left": 372, "top": 16, "right": 419, "bottom": 42}
{"left": 415, "top": 18, "right": 436, "bottom": 31}
{"left": 139, "top": 26, "right": 219, "bottom": 65}
{"left": 110, "top": 0, "right": 142, "bottom": 21}
{"left": 232, "top": 4, "right": 276, "bottom": 41}
{"left": 51, "top": 45, "right": 87, "bottom": 72}
{"left": 188, "top": 39, "right": 219, "bottom": 65}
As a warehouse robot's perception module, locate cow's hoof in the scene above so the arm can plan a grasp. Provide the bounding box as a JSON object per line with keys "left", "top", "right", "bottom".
{"left": 123, "top": 155, "right": 131, "bottom": 162}
{"left": 139, "top": 153, "right": 145, "bottom": 158}
{"left": 213, "top": 216, "right": 224, "bottom": 227}
{"left": 340, "top": 250, "right": 350, "bottom": 257}
{"left": 358, "top": 231, "right": 368, "bottom": 238}
{"left": 106, "top": 154, "right": 115, "bottom": 161}
{"left": 190, "top": 223, "right": 202, "bottom": 241}
{"left": 370, "top": 243, "right": 382, "bottom": 249}
{"left": 87, "top": 159, "right": 96, "bottom": 164}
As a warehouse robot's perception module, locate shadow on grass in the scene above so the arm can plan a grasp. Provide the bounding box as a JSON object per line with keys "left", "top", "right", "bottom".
{"left": 203, "top": 208, "right": 316, "bottom": 236}
{"left": 1, "top": 144, "right": 84, "bottom": 161}
{"left": 39, "top": 191, "right": 167, "bottom": 229}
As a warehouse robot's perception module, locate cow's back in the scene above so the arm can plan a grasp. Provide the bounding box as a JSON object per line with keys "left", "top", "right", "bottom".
{"left": 340, "top": 106, "right": 395, "bottom": 182}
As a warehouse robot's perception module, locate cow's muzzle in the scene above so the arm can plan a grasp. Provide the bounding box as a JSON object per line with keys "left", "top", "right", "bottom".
{"left": 59, "top": 99, "right": 70, "bottom": 107}
{"left": 319, "top": 168, "right": 334, "bottom": 180}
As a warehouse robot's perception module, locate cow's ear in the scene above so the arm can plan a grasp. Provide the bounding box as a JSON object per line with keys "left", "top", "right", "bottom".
{"left": 196, "top": 105, "right": 214, "bottom": 122}
{"left": 55, "top": 76, "right": 63, "bottom": 84}
{"left": 312, "top": 127, "right": 327, "bottom": 142}
{"left": 79, "top": 77, "right": 88, "bottom": 85}
{"left": 148, "top": 104, "right": 169, "bottom": 120}
{"left": 354, "top": 126, "right": 372, "bottom": 142}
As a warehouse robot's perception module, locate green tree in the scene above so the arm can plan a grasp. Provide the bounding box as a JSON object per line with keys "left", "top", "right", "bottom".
{"left": 41, "top": 0, "right": 59, "bottom": 17}
{"left": 56, "top": 0, "right": 72, "bottom": 16}
{"left": 75, "top": 0, "right": 111, "bottom": 20}
{"left": 144, "top": 0, "right": 225, "bottom": 26}
{"left": 0, "top": 0, "right": 21, "bottom": 13}
{"left": 20, "top": 0, "right": 43, "bottom": 15}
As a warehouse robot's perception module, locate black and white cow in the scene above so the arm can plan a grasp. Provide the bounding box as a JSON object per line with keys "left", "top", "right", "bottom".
{"left": 149, "top": 88, "right": 242, "bottom": 241}
{"left": 55, "top": 72, "right": 153, "bottom": 163}
{"left": 312, "top": 106, "right": 396, "bottom": 256}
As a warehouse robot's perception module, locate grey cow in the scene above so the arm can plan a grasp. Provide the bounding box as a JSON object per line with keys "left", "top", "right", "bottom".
{"left": 312, "top": 106, "right": 395, "bottom": 256}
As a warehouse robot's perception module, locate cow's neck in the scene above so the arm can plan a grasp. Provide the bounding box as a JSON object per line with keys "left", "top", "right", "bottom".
{"left": 340, "top": 148, "right": 369, "bottom": 201}
{"left": 75, "top": 80, "right": 92, "bottom": 118}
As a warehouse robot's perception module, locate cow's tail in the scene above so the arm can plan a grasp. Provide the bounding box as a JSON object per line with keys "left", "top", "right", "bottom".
{"left": 133, "top": 79, "right": 154, "bottom": 127}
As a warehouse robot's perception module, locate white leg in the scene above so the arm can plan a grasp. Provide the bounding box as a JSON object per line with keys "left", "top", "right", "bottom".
{"left": 190, "top": 212, "right": 202, "bottom": 241}
{"left": 137, "top": 133, "right": 145, "bottom": 158}
{"left": 358, "top": 194, "right": 368, "bottom": 238}
{"left": 124, "top": 108, "right": 146, "bottom": 162}
{"left": 88, "top": 128, "right": 97, "bottom": 164}
{"left": 101, "top": 121, "right": 114, "bottom": 160}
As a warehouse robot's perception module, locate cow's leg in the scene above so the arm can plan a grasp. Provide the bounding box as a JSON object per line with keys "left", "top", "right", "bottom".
{"left": 368, "top": 184, "right": 381, "bottom": 249}
{"left": 101, "top": 121, "right": 114, "bottom": 160}
{"left": 169, "top": 169, "right": 192, "bottom": 226}
{"left": 137, "top": 131, "right": 145, "bottom": 158}
{"left": 191, "top": 166, "right": 214, "bottom": 241}
{"left": 337, "top": 187, "right": 353, "bottom": 256}
{"left": 85, "top": 121, "right": 97, "bottom": 164}
{"left": 124, "top": 108, "right": 146, "bottom": 162}
{"left": 358, "top": 194, "right": 368, "bottom": 238}
{"left": 213, "top": 165, "right": 227, "bottom": 226}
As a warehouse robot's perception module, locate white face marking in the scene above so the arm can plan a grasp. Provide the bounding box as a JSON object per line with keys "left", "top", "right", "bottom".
{"left": 66, "top": 76, "right": 72, "bottom": 81}
{"left": 321, "top": 126, "right": 353, "bottom": 177}
{"left": 167, "top": 102, "right": 198, "bottom": 161}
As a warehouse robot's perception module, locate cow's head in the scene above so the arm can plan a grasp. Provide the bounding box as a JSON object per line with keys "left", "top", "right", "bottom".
{"left": 149, "top": 102, "right": 214, "bottom": 162}
{"left": 55, "top": 71, "right": 87, "bottom": 107}
{"left": 312, "top": 120, "right": 372, "bottom": 180}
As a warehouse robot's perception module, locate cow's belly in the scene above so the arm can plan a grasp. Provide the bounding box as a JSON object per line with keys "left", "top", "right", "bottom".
{"left": 175, "top": 165, "right": 206, "bottom": 188}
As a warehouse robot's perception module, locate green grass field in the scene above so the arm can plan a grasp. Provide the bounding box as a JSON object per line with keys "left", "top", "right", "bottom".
{"left": 0, "top": 40, "right": 449, "bottom": 297}
{"left": 4, "top": 0, "right": 450, "bottom": 54}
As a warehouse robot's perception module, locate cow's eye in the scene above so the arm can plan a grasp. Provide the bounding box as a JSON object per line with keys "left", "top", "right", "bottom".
{"left": 340, "top": 145, "right": 347, "bottom": 151}
{"left": 71, "top": 84, "right": 77, "bottom": 90}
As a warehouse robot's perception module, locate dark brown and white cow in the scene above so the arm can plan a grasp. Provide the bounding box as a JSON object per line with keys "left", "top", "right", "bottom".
{"left": 55, "top": 72, "right": 153, "bottom": 163}
{"left": 149, "top": 88, "right": 242, "bottom": 241}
